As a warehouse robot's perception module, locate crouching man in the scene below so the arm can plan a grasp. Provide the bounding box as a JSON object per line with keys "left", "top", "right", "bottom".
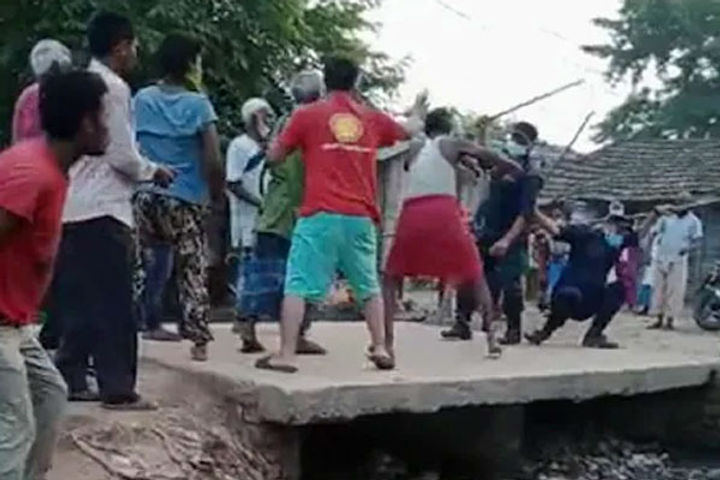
{"left": 525, "top": 209, "right": 636, "bottom": 349}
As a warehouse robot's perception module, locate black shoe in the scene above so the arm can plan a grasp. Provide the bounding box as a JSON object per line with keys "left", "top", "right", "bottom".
{"left": 499, "top": 330, "right": 521, "bottom": 345}
{"left": 647, "top": 320, "right": 664, "bottom": 330}
{"left": 69, "top": 389, "right": 100, "bottom": 402}
{"left": 525, "top": 330, "right": 551, "bottom": 346}
{"left": 102, "top": 393, "right": 158, "bottom": 411}
{"left": 441, "top": 322, "right": 472, "bottom": 341}
{"left": 582, "top": 334, "right": 619, "bottom": 349}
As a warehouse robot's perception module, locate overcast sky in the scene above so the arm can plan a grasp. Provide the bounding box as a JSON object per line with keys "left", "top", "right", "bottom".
{"left": 365, "top": 0, "right": 630, "bottom": 152}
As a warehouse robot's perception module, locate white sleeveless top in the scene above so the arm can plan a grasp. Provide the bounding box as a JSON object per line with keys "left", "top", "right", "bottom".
{"left": 404, "top": 137, "right": 456, "bottom": 200}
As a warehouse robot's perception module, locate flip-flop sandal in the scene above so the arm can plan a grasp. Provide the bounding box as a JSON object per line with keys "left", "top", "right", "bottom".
{"left": 255, "top": 355, "right": 298, "bottom": 374}
{"left": 365, "top": 347, "right": 395, "bottom": 371}
{"left": 296, "top": 338, "right": 328, "bottom": 355}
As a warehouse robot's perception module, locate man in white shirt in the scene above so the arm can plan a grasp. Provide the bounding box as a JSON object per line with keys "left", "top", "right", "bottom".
{"left": 53, "top": 11, "right": 173, "bottom": 411}
{"left": 648, "top": 205, "right": 703, "bottom": 330}
{"left": 226, "top": 98, "right": 275, "bottom": 252}
{"left": 225, "top": 98, "right": 275, "bottom": 298}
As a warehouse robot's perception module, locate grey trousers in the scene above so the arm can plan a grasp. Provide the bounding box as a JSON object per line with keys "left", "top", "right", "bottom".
{"left": 0, "top": 326, "right": 68, "bottom": 480}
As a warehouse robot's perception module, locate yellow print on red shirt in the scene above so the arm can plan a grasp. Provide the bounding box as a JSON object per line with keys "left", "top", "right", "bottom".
{"left": 329, "top": 113, "right": 364, "bottom": 144}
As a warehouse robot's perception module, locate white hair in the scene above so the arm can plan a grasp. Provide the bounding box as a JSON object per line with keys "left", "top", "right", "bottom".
{"left": 241, "top": 97, "right": 273, "bottom": 126}
{"left": 30, "top": 39, "right": 72, "bottom": 79}
{"left": 290, "top": 70, "right": 324, "bottom": 104}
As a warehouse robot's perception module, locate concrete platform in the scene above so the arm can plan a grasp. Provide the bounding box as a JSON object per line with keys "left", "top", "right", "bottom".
{"left": 141, "top": 317, "right": 720, "bottom": 425}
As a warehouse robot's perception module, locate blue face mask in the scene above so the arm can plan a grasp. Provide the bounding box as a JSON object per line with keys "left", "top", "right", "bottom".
{"left": 605, "top": 233, "right": 623, "bottom": 248}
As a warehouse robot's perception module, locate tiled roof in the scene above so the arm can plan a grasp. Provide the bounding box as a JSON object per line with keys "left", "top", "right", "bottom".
{"left": 541, "top": 139, "right": 720, "bottom": 203}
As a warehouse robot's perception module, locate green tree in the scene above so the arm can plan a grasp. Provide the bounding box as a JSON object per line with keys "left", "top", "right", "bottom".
{"left": 0, "top": 0, "right": 405, "bottom": 144}
{"left": 584, "top": 0, "right": 720, "bottom": 142}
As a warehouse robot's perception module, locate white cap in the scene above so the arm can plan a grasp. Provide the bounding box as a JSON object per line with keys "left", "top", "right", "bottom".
{"left": 241, "top": 97, "right": 274, "bottom": 126}
{"left": 30, "top": 39, "right": 72, "bottom": 78}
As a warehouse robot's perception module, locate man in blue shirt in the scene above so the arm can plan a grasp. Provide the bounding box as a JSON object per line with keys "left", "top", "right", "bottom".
{"left": 444, "top": 122, "right": 543, "bottom": 345}
{"left": 525, "top": 211, "right": 635, "bottom": 349}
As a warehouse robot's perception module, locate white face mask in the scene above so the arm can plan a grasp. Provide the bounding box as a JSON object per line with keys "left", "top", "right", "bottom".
{"left": 504, "top": 139, "right": 529, "bottom": 158}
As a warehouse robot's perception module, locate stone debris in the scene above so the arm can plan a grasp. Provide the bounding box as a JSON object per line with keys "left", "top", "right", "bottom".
{"left": 356, "top": 438, "right": 718, "bottom": 479}
{"left": 525, "top": 437, "right": 710, "bottom": 480}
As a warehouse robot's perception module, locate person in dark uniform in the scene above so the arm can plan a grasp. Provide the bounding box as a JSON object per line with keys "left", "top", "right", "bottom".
{"left": 524, "top": 210, "right": 636, "bottom": 349}
{"left": 442, "top": 122, "right": 543, "bottom": 345}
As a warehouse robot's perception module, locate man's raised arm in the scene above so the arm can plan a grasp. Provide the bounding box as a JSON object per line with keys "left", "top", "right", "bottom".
{"left": 439, "top": 138, "right": 523, "bottom": 177}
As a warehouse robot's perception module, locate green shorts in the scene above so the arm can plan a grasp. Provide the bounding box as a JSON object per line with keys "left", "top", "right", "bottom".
{"left": 284, "top": 213, "right": 380, "bottom": 302}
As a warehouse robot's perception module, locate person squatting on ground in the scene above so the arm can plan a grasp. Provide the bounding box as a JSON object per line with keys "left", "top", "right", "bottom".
{"left": 0, "top": 70, "right": 109, "bottom": 480}
{"left": 255, "top": 55, "right": 426, "bottom": 373}
{"left": 235, "top": 70, "right": 327, "bottom": 356}
{"left": 53, "top": 12, "right": 174, "bottom": 409}
{"left": 383, "top": 108, "right": 523, "bottom": 358}
{"left": 524, "top": 210, "right": 637, "bottom": 349}
{"left": 12, "top": 39, "right": 73, "bottom": 145}
{"left": 444, "top": 122, "right": 543, "bottom": 345}
{"left": 133, "top": 33, "right": 225, "bottom": 359}
{"left": 647, "top": 205, "right": 703, "bottom": 330}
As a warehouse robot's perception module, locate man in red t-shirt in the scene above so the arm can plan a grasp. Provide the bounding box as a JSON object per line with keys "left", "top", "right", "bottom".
{"left": 0, "top": 70, "right": 108, "bottom": 479}
{"left": 255, "top": 56, "right": 426, "bottom": 373}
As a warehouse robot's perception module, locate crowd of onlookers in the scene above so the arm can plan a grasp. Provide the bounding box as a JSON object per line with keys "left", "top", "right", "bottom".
{"left": 0, "top": 8, "right": 709, "bottom": 479}
{"left": 0, "top": 7, "right": 429, "bottom": 475}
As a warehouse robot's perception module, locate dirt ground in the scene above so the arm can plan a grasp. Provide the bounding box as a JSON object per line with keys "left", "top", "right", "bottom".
{"left": 49, "top": 364, "right": 167, "bottom": 480}
{"left": 49, "top": 360, "right": 277, "bottom": 480}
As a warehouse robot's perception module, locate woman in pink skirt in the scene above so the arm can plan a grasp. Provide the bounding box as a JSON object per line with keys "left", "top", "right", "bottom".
{"left": 383, "top": 108, "right": 522, "bottom": 358}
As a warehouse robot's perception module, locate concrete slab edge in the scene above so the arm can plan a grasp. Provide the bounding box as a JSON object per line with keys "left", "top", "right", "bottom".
{"left": 143, "top": 356, "right": 720, "bottom": 426}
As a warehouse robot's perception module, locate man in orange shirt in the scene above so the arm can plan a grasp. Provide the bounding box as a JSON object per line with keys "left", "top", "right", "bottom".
{"left": 256, "top": 56, "right": 425, "bottom": 373}
{"left": 0, "top": 70, "right": 109, "bottom": 480}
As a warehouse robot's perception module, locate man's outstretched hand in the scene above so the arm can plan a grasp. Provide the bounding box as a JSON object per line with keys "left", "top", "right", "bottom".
{"left": 153, "top": 166, "right": 176, "bottom": 188}
{"left": 406, "top": 89, "right": 430, "bottom": 120}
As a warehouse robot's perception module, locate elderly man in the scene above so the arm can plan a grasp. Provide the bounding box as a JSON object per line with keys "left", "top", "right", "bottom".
{"left": 226, "top": 98, "right": 276, "bottom": 259}
{"left": 12, "top": 39, "right": 73, "bottom": 144}
{"left": 236, "top": 71, "right": 327, "bottom": 354}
